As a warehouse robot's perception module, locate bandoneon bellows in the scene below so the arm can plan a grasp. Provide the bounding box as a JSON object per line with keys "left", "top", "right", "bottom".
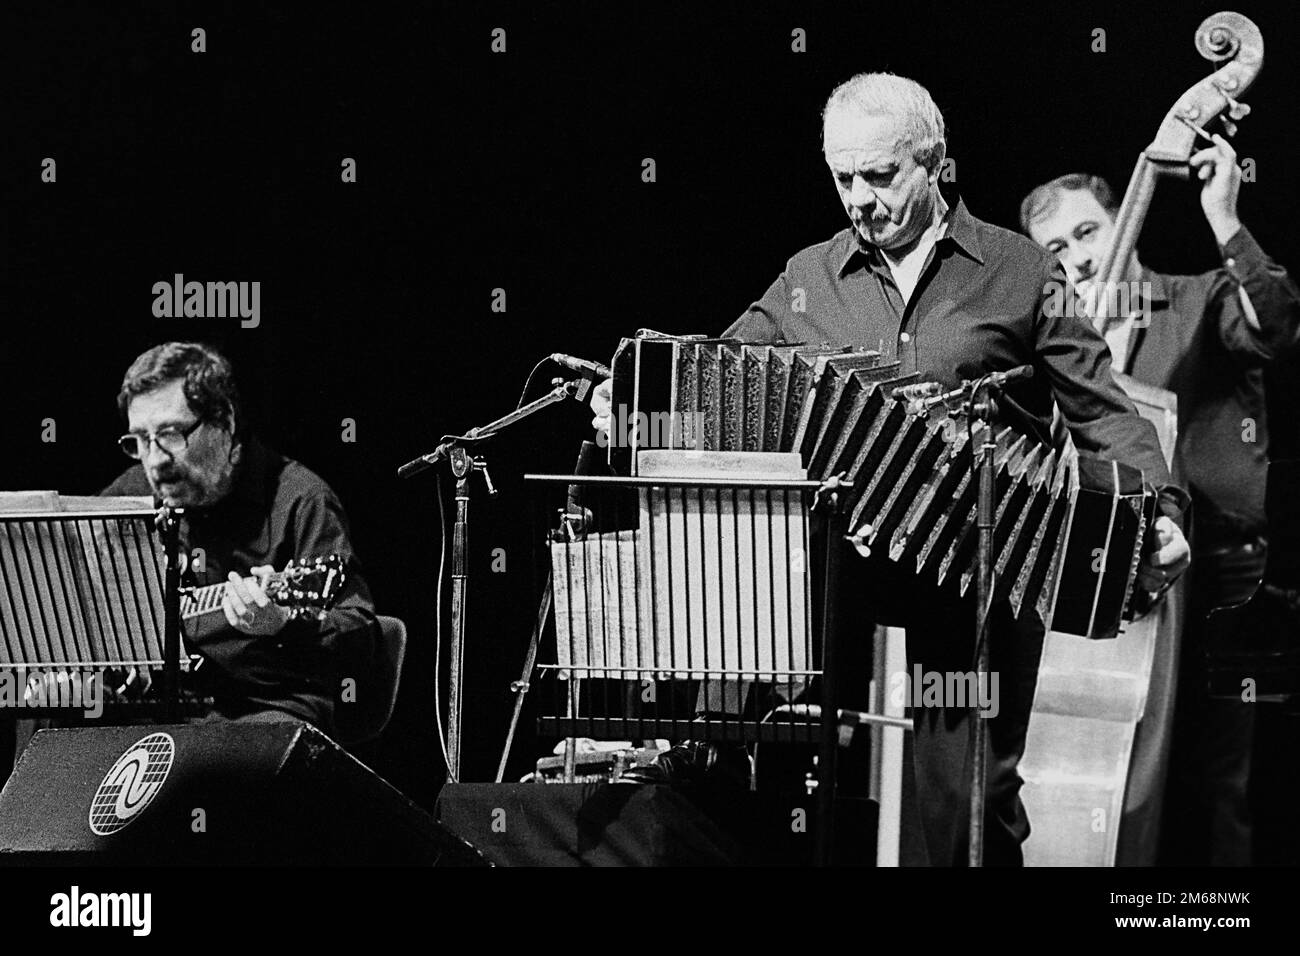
{"left": 606, "top": 334, "right": 1156, "bottom": 642}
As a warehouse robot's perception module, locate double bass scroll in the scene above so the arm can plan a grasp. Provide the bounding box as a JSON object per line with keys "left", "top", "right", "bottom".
{"left": 1095, "top": 12, "right": 1263, "bottom": 317}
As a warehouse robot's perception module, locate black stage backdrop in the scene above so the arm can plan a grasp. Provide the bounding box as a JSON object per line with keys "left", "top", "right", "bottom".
{"left": 3, "top": 0, "right": 1297, "bottom": 837}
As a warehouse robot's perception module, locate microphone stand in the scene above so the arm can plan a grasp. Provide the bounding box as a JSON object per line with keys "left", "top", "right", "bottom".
{"left": 496, "top": 439, "right": 602, "bottom": 783}
{"left": 968, "top": 386, "right": 998, "bottom": 868}
{"left": 155, "top": 505, "right": 184, "bottom": 723}
{"left": 921, "top": 372, "right": 1020, "bottom": 867}
{"left": 399, "top": 375, "right": 595, "bottom": 782}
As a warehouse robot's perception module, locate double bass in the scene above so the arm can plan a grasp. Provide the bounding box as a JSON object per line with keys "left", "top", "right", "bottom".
{"left": 1019, "top": 11, "right": 1264, "bottom": 866}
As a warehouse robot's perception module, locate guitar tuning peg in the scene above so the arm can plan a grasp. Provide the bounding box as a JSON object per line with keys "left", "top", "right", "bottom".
{"left": 1224, "top": 94, "right": 1251, "bottom": 121}
{"left": 1220, "top": 117, "right": 1238, "bottom": 138}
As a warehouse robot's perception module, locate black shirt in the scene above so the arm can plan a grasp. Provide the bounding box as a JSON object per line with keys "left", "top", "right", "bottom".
{"left": 1120, "top": 227, "right": 1300, "bottom": 545}
{"left": 724, "top": 197, "right": 1188, "bottom": 518}
{"left": 101, "top": 438, "right": 377, "bottom": 729}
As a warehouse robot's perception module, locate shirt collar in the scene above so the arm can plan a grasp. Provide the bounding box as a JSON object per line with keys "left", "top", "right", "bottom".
{"left": 226, "top": 436, "right": 271, "bottom": 507}
{"left": 838, "top": 195, "right": 985, "bottom": 276}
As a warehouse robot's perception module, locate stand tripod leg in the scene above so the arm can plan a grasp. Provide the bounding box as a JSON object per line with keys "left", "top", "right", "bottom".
{"left": 496, "top": 573, "right": 553, "bottom": 783}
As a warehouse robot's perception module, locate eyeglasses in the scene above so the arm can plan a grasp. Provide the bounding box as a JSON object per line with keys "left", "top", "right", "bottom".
{"left": 118, "top": 420, "right": 206, "bottom": 460}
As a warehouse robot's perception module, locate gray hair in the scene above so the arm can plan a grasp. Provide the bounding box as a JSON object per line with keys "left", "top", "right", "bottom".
{"left": 822, "top": 72, "right": 946, "bottom": 173}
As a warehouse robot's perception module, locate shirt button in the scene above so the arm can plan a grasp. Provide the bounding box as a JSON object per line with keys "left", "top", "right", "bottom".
{"left": 900, "top": 332, "right": 911, "bottom": 343}
{"left": 1225, "top": 257, "right": 1236, "bottom": 268}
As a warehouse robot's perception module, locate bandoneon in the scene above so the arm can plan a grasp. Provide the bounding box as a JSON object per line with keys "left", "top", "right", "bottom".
{"left": 607, "top": 334, "right": 1157, "bottom": 642}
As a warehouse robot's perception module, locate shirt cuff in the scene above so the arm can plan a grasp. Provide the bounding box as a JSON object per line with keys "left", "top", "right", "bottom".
{"left": 1157, "top": 483, "right": 1191, "bottom": 522}
{"left": 1220, "top": 225, "right": 1268, "bottom": 278}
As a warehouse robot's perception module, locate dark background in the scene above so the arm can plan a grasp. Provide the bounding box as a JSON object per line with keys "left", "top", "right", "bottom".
{"left": 3, "top": 0, "right": 1296, "bottom": 855}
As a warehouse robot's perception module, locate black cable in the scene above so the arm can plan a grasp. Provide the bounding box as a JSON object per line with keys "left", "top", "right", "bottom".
{"left": 515, "top": 358, "right": 550, "bottom": 411}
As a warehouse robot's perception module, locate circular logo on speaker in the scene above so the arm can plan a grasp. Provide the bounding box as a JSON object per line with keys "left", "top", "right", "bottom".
{"left": 88, "top": 732, "right": 176, "bottom": 835}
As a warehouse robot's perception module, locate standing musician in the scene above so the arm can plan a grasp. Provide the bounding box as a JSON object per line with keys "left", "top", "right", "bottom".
{"left": 592, "top": 72, "right": 1192, "bottom": 865}
{"left": 1021, "top": 143, "right": 1300, "bottom": 865}
{"left": 102, "top": 342, "right": 379, "bottom": 733}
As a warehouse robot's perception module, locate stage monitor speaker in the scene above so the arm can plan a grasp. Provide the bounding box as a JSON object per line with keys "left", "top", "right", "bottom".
{"left": 438, "top": 781, "right": 886, "bottom": 866}
{"left": 437, "top": 782, "right": 747, "bottom": 866}
{"left": 0, "top": 722, "right": 486, "bottom": 866}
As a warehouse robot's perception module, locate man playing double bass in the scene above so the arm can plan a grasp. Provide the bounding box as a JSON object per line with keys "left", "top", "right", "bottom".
{"left": 1021, "top": 134, "right": 1300, "bottom": 864}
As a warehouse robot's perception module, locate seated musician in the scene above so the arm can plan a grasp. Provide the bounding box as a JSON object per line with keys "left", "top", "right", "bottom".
{"left": 593, "top": 72, "right": 1192, "bottom": 865}
{"left": 102, "top": 342, "right": 379, "bottom": 733}
{"left": 1021, "top": 152, "right": 1300, "bottom": 864}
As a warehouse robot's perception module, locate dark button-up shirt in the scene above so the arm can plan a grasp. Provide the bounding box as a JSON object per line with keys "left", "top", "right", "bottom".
{"left": 101, "top": 438, "right": 377, "bottom": 729}
{"left": 1117, "top": 227, "right": 1300, "bottom": 546}
{"left": 724, "top": 198, "right": 1186, "bottom": 516}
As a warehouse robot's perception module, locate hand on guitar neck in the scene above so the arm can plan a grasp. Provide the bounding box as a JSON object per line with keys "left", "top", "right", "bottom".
{"left": 180, "top": 554, "right": 347, "bottom": 640}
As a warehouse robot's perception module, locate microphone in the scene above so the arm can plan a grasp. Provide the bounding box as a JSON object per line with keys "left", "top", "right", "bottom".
{"left": 397, "top": 441, "right": 452, "bottom": 479}
{"left": 397, "top": 452, "right": 438, "bottom": 480}
{"left": 891, "top": 381, "right": 942, "bottom": 402}
{"left": 921, "top": 365, "right": 1036, "bottom": 413}
{"left": 986, "top": 364, "right": 1034, "bottom": 388}
{"left": 550, "top": 353, "right": 612, "bottom": 379}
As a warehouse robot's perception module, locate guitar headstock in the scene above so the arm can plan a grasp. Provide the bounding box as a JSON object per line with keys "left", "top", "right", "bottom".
{"left": 1148, "top": 12, "right": 1263, "bottom": 163}
{"left": 268, "top": 554, "right": 347, "bottom": 622}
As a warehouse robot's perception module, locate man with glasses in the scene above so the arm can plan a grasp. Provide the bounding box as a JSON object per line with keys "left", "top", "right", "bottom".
{"left": 103, "top": 341, "right": 378, "bottom": 732}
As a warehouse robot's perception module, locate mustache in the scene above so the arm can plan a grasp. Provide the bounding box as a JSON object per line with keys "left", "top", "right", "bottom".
{"left": 852, "top": 208, "right": 895, "bottom": 224}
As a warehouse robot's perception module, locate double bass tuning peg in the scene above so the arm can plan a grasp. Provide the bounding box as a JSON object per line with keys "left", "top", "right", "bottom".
{"left": 1187, "top": 81, "right": 1250, "bottom": 140}
{"left": 1220, "top": 92, "right": 1250, "bottom": 138}
{"left": 1213, "top": 85, "right": 1251, "bottom": 137}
